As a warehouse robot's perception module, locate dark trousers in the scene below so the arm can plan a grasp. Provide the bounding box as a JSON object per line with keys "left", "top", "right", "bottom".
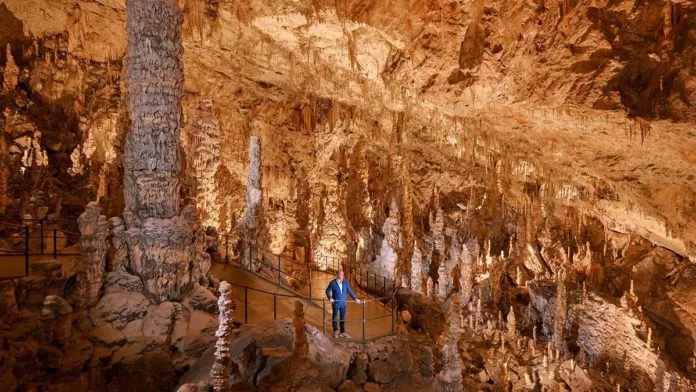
{"left": 332, "top": 303, "right": 346, "bottom": 333}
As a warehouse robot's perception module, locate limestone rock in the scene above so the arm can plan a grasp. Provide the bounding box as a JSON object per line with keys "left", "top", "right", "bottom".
{"left": 88, "top": 326, "right": 126, "bottom": 346}
{"left": 104, "top": 267, "right": 145, "bottom": 293}
{"left": 40, "top": 295, "right": 73, "bottom": 346}
{"left": 90, "top": 291, "right": 149, "bottom": 330}
{"left": 183, "top": 283, "right": 218, "bottom": 313}
{"left": 337, "top": 380, "right": 362, "bottom": 392}
{"left": 0, "top": 280, "right": 17, "bottom": 323}
{"left": 75, "top": 201, "right": 109, "bottom": 307}
{"left": 122, "top": 211, "right": 211, "bottom": 301}
{"left": 395, "top": 288, "right": 446, "bottom": 338}
{"left": 142, "top": 301, "right": 176, "bottom": 340}
{"left": 363, "top": 382, "right": 381, "bottom": 392}
{"left": 176, "top": 310, "right": 218, "bottom": 358}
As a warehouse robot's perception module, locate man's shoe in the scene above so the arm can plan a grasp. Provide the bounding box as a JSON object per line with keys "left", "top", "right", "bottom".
{"left": 333, "top": 331, "right": 339, "bottom": 338}
{"left": 339, "top": 333, "right": 349, "bottom": 338}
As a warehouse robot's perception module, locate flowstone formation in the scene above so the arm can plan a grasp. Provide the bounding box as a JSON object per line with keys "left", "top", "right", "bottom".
{"left": 121, "top": 0, "right": 209, "bottom": 301}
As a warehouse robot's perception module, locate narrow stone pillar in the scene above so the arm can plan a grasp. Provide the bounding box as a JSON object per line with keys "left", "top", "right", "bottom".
{"left": 293, "top": 300, "right": 309, "bottom": 358}
{"left": 210, "top": 281, "right": 233, "bottom": 392}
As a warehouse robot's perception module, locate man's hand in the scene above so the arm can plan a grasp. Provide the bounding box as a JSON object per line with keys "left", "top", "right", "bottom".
{"left": 355, "top": 299, "right": 361, "bottom": 304}
{"left": 330, "top": 298, "right": 334, "bottom": 303}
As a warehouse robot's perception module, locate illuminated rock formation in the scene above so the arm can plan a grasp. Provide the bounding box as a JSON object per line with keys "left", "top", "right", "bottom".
{"left": 121, "top": 0, "right": 209, "bottom": 300}
{"left": 74, "top": 202, "right": 108, "bottom": 307}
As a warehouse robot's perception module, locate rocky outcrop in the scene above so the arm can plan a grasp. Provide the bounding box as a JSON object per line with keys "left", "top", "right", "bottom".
{"left": 40, "top": 295, "right": 73, "bottom": 346}
{"left": 74, "top": 201, "right": 108, "bottom": 307}
{"left": 395, "top": 288, "right": 446, "bottom": 339}
{"left": 121, "top": 206, "right": 211, "bottom": 301}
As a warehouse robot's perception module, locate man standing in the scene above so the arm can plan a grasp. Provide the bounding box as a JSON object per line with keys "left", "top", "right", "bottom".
{"left": 325, "top": 270, "right": 361, "bottom": 338}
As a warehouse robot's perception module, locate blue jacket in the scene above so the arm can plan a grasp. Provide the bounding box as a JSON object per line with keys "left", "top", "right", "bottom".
{"left": 325, "top": 279, "right": 358, "bottom": 305}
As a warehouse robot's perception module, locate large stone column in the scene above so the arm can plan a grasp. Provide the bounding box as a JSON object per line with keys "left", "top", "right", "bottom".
{"left": 123, "top": 0, "right": 183, "bottom": 222}
{"left": 122, "top": 0, "right": 209, "bottom": 301}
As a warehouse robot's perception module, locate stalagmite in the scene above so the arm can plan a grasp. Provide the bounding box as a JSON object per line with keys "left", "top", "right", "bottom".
{"left": 293, "top": 300, "right": 309, "bottom": 358}
{"left": 476, "top": 298, "right": 482, "bottom": 327}
{"left": 427, "top": 276, "right": 434, "bottom": 299}
{"left": 376, "top": 198, "right": 401, "bottom": 279}
{"left": 507, "top": 306, "right": 517, "bottom": 337}
{"left": 438, "top": 295, "right": 463, "bottom": 391}
{"left": 241, "top": 136, "right": 263, "bottom": 235}
{"left": 74, "top": 202, "right": 108, "bottom": 307}
{"left": 411, "top": 243, "right": 423, "bottom": 293}
{"left": 553, "top": 268, "right": 568, "bottom": 353}
{"left": 459, "top": 241, "right": 474, "bottom": 306}
{"left": 533, "top": 326, "right": 537, "bottom": 344}
{"left": 210, "top": 281, "right": 233, "bottom": 392}
{"left": 399, "top": 160, "right": 414, "bottom": 288}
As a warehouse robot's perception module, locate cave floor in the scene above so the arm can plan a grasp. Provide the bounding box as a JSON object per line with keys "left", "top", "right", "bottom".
{"left": 210, "top": 263, "right": 394, "bottom": 340}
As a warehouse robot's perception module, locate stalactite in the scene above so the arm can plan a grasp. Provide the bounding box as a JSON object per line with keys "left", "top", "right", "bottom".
{"left": 2, "top": 44, "right": 18, "bottom": 93}
{"left": 553, "top": 267, "right": 568, "bottom": 353}
{"left": 399, "top": 160, "right": 414, "bottom": 288}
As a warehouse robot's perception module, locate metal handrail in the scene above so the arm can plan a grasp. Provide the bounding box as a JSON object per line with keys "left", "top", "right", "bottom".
{"left": 224, "top": 265, "right": 397, "bottom": 341}
{"left": 0, "top": 219, "right": 82, "bottom": 278}
{"left": 217, "top": 235, "right": 398, "bottom": 305}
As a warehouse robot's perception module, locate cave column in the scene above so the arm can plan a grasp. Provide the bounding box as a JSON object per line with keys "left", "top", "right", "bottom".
{"left": 122, "top": 0, "right": 210, "bottom": 301}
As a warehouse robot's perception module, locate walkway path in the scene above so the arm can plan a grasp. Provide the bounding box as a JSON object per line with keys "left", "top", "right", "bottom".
{"left": 210, "top": 263, "right": 394, "bottom": 340}
{"left": 0, "top": 251, "right": 77, "bottom": 279}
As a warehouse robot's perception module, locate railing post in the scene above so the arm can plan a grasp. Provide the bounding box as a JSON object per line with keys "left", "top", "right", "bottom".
{"left": 322, "top": 298, "right": 326, "bottom": 334}
{"left": 383, "top": 276, "right": 386, "bottom": 297}
{"left": 53, "top": 229, "right": 57, "bottom": 259}
{"left": 24, "top": 225, "right": 30, "bottom": 277}
{"left": 309, "top": 268, "right": 312, "bottom": 301}
{"left": 247, "top": 242, "right": 252, "bottom": 269}
{"left": 39, "top": 221, "right": 44, "bottom": 255}
{"left": 244, "top": 286, "right": 248, "bottom": 324}
{"left": 362, "top": 300, "right": 366, "bottom": 341}
{"left": 273, "top": 292, "right": 277, "bottom": 320}
{"left": 225, "top": 234, "right": 229, "bottom": 263}
{"left": 277, "top": 255, "right": 281, "bottom": 285}
{"left": 392, "top": 297, "right": 396, "bottom": 333}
